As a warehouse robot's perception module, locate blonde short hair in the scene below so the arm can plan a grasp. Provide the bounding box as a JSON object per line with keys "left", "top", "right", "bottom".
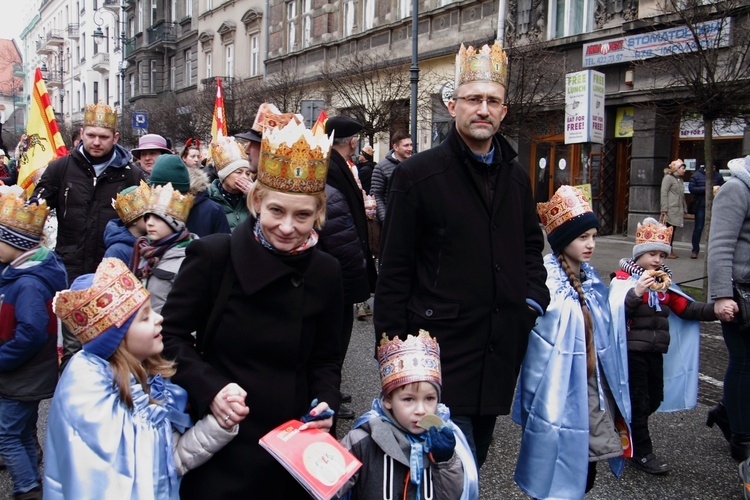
{"left": 247, "top": 181, "right": 327, "bottom": 229}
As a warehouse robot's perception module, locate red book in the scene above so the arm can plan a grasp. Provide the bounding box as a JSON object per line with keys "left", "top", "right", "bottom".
{"left": 259, "top": 420, "right": 362, "bottom": 500}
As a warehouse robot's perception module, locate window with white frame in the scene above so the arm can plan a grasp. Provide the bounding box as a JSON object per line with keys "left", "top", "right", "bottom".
{"left": 547, "top": 0, "right": 593, "bottom": 39}
{"left": 225, "top": 44, "right": 234, "bottom": 77}
{"left": 302, "top": 0, "right": 312, "bottom": 48}
{"left": 151, "top": 0, "right": 157, "bottom": 25}
{"left": 171, "top": 0, "right": 177, "bottom": 21}
{"left": 206, "top": 51, "right": 212, "bottom": 78}
{"left": 186, "top": 0, "right": 192, "bottom": 17}
{"left": 362, "top": 0, "right": 374, "bottom": 30}
{"left": 105, "top": 78, "right": 109, "bottom": 104}
{"left": 81, "top": 33, "right": 86, "bottom": 60}
{"left": 207, "top": 0, "right": 213, "bottom": 10}
{"left": 150, "top": 60, "right": 157, "bottom": 93}
{"left": 287, "top": 1, "right": 297, "bottom": 51}
{"left": 250, "top": 34, "right": 260, "bottom": 77}
{"left": 138, "top": 1, "right": 143, "bottom": 32}
{"left": 130, "top": 74, "right": 135, "bottom": 97}
{"left": 398, "top": 0, "right": 411, "bottom": 19}
{"left": 343, "top": 0, "right": 355, "bottom": 36}
{"left": 185, "top": 49, "right": 193, "bottom": 85}
{"left": 138, "top": 62, "right": 144, "bottom": 93}
{"left": 170, "top": 56, "right": 176, "bottom": 88}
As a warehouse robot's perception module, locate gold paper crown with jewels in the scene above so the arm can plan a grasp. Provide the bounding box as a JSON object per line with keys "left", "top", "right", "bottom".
{"left": 252, "top": 102, "right": 303, "bottom": 133}
{"left": 536, "top": 185, "right": 592, "bottom": 235}
{"left": 258, "top": 119, "right": 332, "bottom": 194}
{"left": 0, "top": 190, "right": 49, "bottom": 248}
{"left": 455, "top": 41, "right": 509, "bottom": 89}
{"left": 210, "top": 135, "right": 249, "bottom": 173}
{"left": 147, "top": 183, "right": 195, "bottom": 223}
{"left": 112, "top": 181, "right": 151, "bottom": 225}
{"left": 53, "top": 258, "right": 150, "bottom": 344}
{"left": 377, "top": 329, "right": 442, "bottom": 397}
{"left": 83, "top": 102, "right": 118, "bottom": 132}
{"left": 635, "top": 218, "right": 673, "bottom": 247}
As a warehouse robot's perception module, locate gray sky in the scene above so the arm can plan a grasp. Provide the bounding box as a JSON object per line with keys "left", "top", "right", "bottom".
{"left": 0, "top": 4, "right": 32, "bottom": 42}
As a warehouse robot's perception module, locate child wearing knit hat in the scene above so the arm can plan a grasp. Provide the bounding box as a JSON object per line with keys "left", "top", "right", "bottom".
{"left": 0, "top": 189, "right": 67, "bottom": 500}
{"left": 44, "top": 258, "right": 247, "bottom": 499}
{"left": 130, "top": 183, "right": 195, "bottom": 313}
{"left": 337, "top": 330, "right": 479, "bottom": 499}
{"left": 609, "top": 217, "right": 720, "bottom": 475}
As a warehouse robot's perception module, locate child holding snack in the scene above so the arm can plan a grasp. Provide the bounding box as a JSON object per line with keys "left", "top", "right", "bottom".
{"left": 609, "top": 217, "right": 718, "bottom": 475}
{"left": 104, "top": 181, "right": 151, "bottom": 264}
{"left": 337, "top": 330, "right": 478, "bottom": 500}
{"left": 44, "top": 258, "right": 246, "bottom": 499}
{"left": 514, "top": 185, "right": 630, "bottom": 499}
{"left": 0, "top": 190, "right": 67, "bottom": 500}
{"left": 130, "top": 182, "right": 195, "bottom": 313}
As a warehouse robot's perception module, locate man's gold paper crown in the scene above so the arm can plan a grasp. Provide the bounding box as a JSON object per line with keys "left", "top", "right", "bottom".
{"left": 377, "top": 330, "right": 442, "bottom": 397}
{"left": 635, "top": 219, "right": 673, "bottom": 247}
{"left": 258, "top": 119, "right": 332, "bottom": 194}
{"left": 53, "top": 258, "right": 150, "bottom": 343}
{"left": 112, "top": 181, "right": 151, "bottom": 225}
{"left": 537, "top": 185, "right": 592, "bottom": 235}
{"left": 455, "top": 41, "right": 509, "bottom": 89}
{"left": 83, "top": 102, "right": 118, "bottom": 131}
{"left": 252, "top": 102, "right": 303, "bottom": 133}
{"left": 147, "top": 183, "right": 195, "bottom": 223}
{"left": 0, "top": 191, "right": 48, "bottom": 240}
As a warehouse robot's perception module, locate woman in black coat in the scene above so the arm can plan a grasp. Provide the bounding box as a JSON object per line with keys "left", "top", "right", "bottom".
{"left": 161, "top": 166, "right": 344, "bottom": 497}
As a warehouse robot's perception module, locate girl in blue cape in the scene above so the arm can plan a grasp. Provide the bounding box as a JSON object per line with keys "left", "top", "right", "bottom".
{"left": 44, "top": 258, "right": 245, "bottom": 499}
{"left": 513, "top": 186, "right": 631, "bottom": 499}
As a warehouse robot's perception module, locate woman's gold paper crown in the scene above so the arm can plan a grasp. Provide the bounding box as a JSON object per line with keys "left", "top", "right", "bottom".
{"left": 0, "top": 191, "right": 49, "bottom": 239}
{"left": 147, "top": 183, "right": 195, "bottom": 223}
{"left": 83, "top": 102, "right": 118, "bottom": 131}
{"left": 455, "top": 41, "right": 509, "bottom": 88}
{"left": 377, "top": 330, "right": 442, "bottom": 397}
{"left": 210, "top": 135, "right": 249, "bottom": 172}
{"left": 258, "top": 119, "right": 332, "bottom": 194}
{"left": 112, "top": 181, "right": 151, "bottom": 225}
{"left": 537, "top": 185, "right": 592, "bottom": 235}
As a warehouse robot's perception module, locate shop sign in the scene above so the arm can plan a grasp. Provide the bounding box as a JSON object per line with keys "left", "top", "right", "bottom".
{"left": 582, "top": 19, "right": 732, "bottom": 68}
{"left": 679, "top": 112, "right": 746, "bottom": 139}
{"left": 565, "top": 70, "right": 605, "bottom": 145}
{"left": 615, "top": 107, "right": 635, "bottom": 138}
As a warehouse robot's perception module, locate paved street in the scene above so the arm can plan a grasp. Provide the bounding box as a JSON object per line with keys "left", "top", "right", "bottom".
{"left": 1, "top": 236, "right": 743, "bottom": 498}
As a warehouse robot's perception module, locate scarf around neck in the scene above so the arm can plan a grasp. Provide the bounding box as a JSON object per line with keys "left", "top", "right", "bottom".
{"left": 619, "top": 258, "right": 673, "bottom": 311}
{"left": 131, "top": 229, "right": 191, "bottom": 280}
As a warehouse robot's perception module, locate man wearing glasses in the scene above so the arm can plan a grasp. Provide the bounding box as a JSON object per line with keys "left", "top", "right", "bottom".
{"left": 374, "top": 41, "right": 549, "bottom": 469}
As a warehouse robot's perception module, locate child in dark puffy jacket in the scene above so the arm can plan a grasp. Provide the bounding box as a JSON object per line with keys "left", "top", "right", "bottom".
{"left": 610, "top": 217, "right": 718, "bottom": 476}
{"left": 104, "top": 181, "right": 151, "bottom": 265}
{"left": 0, "top": 190, "right": 67, "bottom": 499}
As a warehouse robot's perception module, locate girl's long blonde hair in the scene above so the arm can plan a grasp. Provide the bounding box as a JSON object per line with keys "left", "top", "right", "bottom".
{"left": 557, "top": 253, "right": 596, "bottom": 377}
{"left": 108, "top": 343, "right": 176, "bottom": 410}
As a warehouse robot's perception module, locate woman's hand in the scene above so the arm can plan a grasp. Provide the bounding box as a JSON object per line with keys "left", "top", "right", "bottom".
{"left": 235, "top": 176, "right": 252, "bottom": 195}
{"left": 634, "top": 273, "right": 654, "bottom": 297}
{"left": 714, "top": 298, "right": 739, "bottom": 323}
{"left": 299, "top": 400, "right": 334, "bottom": 433}
{"left": 210, "top": 383, "right": 250, "bottom": 429}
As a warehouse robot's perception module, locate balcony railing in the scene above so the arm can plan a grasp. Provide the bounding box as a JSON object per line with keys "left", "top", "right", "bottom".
{"left": 92, "top": 52, "right": 110, "bottom": 73}
{"left": 146, "top": 21, "right": 177, "bottom": 45}
{"left": 124, "top": 37, "right": 136, "bottom": 58}
{"left": 68, "top": 24, "right": 80, "bottom": 37}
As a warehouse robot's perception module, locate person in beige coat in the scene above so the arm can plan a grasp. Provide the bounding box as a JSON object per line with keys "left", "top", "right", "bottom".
{"left": 660, "top": 159, "right": 687, "bottom": 258}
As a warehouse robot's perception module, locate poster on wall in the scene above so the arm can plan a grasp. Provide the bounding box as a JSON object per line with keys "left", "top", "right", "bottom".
{"left": 565, "top": 70, "right": 605, "bottom": 145}
{"left": 615, "top": 107, "right": 635, "bottom": 137}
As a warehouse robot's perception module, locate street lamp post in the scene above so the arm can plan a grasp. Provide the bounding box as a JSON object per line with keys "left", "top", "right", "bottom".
{"left": 92, "top": 0, "right": 127, "bottom": 132}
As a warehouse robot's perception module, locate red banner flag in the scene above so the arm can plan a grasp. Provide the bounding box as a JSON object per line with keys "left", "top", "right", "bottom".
{"left": 210, "top": 77, "right": 227, "bottom": 142}
{"left": 17, "top": 68, "right": 68, "bottom": 197}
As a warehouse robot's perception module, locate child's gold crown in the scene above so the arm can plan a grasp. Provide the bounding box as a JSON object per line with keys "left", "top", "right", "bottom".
{"left": 147, "top": 183, "right": 195, "bottom": 223}
{"left": 112, "top": 181, "right": 151, "bottom": 225}
{"left": 377, "top": 330, "right": 442, "bottom": 396}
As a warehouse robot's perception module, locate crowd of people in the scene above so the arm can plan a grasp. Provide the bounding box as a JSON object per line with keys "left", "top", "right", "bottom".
{"left": 0, "top": 39, "right": 748, "bottom": 500}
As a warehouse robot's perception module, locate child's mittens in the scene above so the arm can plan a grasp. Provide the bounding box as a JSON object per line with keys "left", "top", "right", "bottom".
{"left": 426, "top": 426, "right": 456, "bottom": 462}
{"left": 300, "top": 398, "right": 335, "bottom": 423}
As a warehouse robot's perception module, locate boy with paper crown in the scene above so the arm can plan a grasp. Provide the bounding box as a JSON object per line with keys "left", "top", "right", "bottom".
{"left": 0, "top": 188, "right": 67, "bottom": 500}
{"left": 44, "top": 258, "right": 244, "bottom": 499}
{"left": 104, "top": 181, "right": 151, "bottom": 264}
{"left": 130, "top": 179, "right": 195, "bottom": 313}
{"left": 337, "top": 330, "right": 479, "bottom": 500}
{"left": 609, "top": 217, "right": 719, "bottom": 475}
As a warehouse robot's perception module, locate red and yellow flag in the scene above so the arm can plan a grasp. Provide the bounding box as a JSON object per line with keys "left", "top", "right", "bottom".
{"left": 210, "top": 77, "right": 227, "bottom": 142}
{"left": 17, "top": 67, "right": 68, "bottom": 197}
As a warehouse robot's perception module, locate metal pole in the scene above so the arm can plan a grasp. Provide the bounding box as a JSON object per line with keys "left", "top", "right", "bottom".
{"left": 497, "top": 0, "right": 506, "bottom": 42}
{"left": 410, "top": 0, "right": 419, "bottom": 152}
